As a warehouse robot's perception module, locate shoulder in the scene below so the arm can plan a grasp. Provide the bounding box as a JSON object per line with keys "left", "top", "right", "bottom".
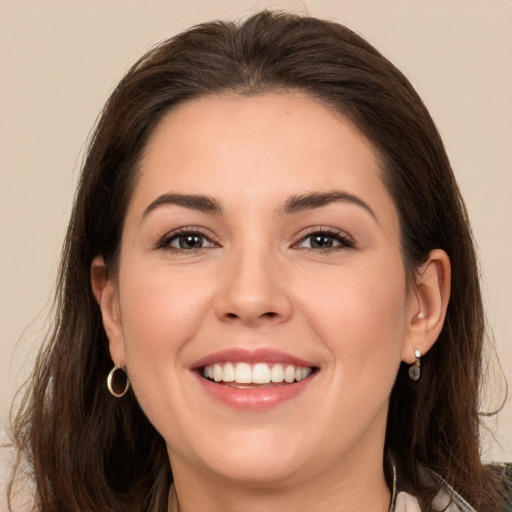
{"left": 490, "top": 463, "right": 512, "bottom": 511}
{"left": 402, "top": 462, "right": 512, "bottom": 512}
{"left": 438, "top": 463, "right": 512, "bottom": 512}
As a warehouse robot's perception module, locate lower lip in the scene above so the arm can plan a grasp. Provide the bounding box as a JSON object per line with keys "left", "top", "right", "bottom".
{"left": 195, "top": 373, "right": 316, "bottom": 410}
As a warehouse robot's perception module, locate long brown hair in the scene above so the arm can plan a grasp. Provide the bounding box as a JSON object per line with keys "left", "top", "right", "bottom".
{"left": 8, "top": 10, "right": 507, "bottom": 511}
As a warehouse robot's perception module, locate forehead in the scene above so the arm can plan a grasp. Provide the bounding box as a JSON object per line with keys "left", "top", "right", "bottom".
{"left": 130, "top": 92, "right": 394, "bottom": 220}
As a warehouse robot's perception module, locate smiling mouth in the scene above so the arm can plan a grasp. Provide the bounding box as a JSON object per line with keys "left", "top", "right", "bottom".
{"left": 200, "top": 362, "right": 317, "bottom": 387}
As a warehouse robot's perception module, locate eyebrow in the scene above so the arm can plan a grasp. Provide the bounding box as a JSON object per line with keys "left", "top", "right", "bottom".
{"left": 142, "top": 193, "right": 222, "bottom": 218}
{"left": 142, "top": 190, "right": 376, "bottom": 221}
{"left": 280, "top": 191, "right": 377, "bottom": 220}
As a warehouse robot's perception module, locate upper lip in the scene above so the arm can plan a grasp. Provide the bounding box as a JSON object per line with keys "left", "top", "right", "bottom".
{"left": 190, "top": 348, "right": 317, "bottom": 370}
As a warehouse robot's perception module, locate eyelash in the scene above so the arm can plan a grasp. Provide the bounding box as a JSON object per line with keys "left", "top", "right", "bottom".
{"left": 294, "top": 228, "right": 355, "bottom": 252}
{"left": 156, "top": 227, "right": 355, "bottom": 253}
{"left": 156, "top": 227, "right": 218, "bottom": 253}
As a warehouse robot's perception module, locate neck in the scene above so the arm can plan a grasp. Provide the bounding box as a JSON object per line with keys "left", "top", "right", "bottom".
{"left": 167, "top": 453, "right": 392, "bottom": 512}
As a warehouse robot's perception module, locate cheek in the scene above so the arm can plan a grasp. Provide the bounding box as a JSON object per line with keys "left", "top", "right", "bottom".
{"left": 299, "top": 258, "right": 408, "bottom": 383}
{"left": 114, "top": 263, "right": 220, "bottom": 440}
{"left": 116, "top": 264, "right": 214, "bottom": 379}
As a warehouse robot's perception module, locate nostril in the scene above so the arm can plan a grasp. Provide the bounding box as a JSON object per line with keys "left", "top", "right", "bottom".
{"left": 224, "top": 311, "right": 278, "bottom": 321}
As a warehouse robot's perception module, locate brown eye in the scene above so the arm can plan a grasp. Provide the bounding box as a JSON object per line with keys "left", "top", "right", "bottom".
{"left": 177, "top": 234, "right": 205, "bottom": 249}
{"left": 158, "top": 230, "right": 216, "bottom": 251}
{"left": 309, "top": 235, "right": 335, "bottom": 249}
{"left": 297, "top": 231, "right": 354, "bottom": 251}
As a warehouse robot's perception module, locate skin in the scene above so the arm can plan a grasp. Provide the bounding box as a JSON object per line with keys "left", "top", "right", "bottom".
{"left": 92, "top": 93, "right": 450, "bottom": 512}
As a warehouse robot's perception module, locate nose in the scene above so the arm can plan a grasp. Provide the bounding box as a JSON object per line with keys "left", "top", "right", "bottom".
{"left": 214, "top": 247, "right": 293, "bottom": 327}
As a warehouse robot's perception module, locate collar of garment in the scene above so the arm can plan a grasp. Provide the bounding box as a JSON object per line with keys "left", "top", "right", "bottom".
{"left": 389, "top": 461, "right": 478, "bottom": 512}
{"left": 168, "top": 458, "right": 504, "bottom": 511}
{"left": 392, "top": 491, "right": 476, "bottom": 512}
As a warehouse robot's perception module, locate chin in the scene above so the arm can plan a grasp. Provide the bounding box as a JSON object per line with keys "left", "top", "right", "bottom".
{"left": 204, "top": 454, "right": 308, "bottom": 487}
{"left": 171, "top": 425, "right": 315, "bottom": 487}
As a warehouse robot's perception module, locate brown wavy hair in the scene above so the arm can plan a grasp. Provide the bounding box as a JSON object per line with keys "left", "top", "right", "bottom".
{"left": 8, "top": 10, "right": 507, "bottom": 511}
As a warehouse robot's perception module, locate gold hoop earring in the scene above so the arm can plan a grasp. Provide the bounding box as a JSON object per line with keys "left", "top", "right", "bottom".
{"left": 408, "top": 349, "right": 422, "bottom": 381}
{"left": 107, "top": 364, "right": 130, "bottom": 397}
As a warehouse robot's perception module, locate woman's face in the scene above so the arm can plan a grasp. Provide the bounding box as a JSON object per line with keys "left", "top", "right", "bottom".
{"left": 101, "top": 93, "right": 425, "bottom": 488}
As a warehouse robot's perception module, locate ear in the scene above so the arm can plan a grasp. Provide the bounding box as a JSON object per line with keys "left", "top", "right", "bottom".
{"left": 402, "top": 249, "right": 451, "bottom": 363}
{"left": 91, "top": 256, "right": 126, "bottom": 366}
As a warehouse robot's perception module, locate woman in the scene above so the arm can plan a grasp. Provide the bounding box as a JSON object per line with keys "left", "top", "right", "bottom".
{"left": 8, "top": 10, "right": 511, "bottom": 512}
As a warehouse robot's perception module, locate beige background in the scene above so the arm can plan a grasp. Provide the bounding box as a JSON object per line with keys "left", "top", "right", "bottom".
{"left": 1, "top": 0, "right": 511, "bottom": 502}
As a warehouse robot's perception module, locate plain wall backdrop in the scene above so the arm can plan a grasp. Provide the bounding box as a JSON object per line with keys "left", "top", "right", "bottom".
{"left": 1, "top": 0, "right": 511, "bottom": 504}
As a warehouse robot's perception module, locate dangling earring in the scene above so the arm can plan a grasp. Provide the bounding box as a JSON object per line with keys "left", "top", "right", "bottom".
{"left": 408, "top": 349, "right": 422, "bottom": 381}
{"left": 107, "top": 364, "right": 130, "bottom": 397}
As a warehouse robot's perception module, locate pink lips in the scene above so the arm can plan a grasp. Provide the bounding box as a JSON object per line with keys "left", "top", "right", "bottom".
{"left": 190, "top": 347, "right": 314, "bottom": 369}
{"left": 191, "top": 348, "right": 317, "bottom": 410}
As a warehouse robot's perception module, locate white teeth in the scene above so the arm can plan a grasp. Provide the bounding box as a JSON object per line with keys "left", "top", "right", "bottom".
{"left": 234, "top": 362, "right": 252, "bottom": 384}
{"left": 223, "top": 362, "right": 235, "bottom": 382}
{"left": 270, "top": 363, "right": 284, "bottom": 383}
{"left": 284, "top": 365, "right": 295, "bottom": 383}
{"left": 213, "top": 364, "right": 223, "bottom": 382}
{"left": 201, "top": 362, "right": 313, "bottom": 384}
{"left": 252, "top": 363, "right": 271, "bottom": 384}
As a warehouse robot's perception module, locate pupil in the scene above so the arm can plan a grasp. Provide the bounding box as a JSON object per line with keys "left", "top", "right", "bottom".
{"left": 179, "top": 234, "right": 202, "bottom": 249}
{"left": 311, "top": 235, "right": 333, "bottom": 249}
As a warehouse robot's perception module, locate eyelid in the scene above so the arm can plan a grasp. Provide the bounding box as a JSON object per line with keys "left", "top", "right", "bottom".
{"left": 156, "top": 226, "right": 220, "bottom": 251}
{"left": 293, "top": 226, "right": 356, "bottom": 250}
{"left": 155, "top": 225, "right": 355, "bottom": 252}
